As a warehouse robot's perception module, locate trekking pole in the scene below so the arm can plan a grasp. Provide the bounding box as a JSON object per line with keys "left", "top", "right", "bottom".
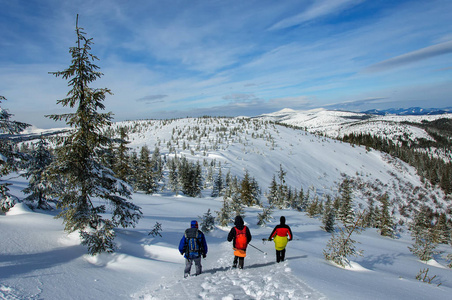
{"left": 249, "top": 243, "right": 267, "bottom": 255}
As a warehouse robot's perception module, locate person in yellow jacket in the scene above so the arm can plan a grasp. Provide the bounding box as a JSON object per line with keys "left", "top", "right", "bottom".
{"left": 268, "top": 216, "right": 293, "bottom": 263}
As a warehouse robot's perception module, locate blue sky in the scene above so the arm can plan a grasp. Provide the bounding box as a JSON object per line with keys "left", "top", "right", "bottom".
{"left": 1, "top": 0, "right": 451, "bottom": 128}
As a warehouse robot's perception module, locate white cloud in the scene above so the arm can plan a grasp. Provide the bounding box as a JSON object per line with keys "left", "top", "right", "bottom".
{"left": 269, "top": 0, "right": 363, "bottom": 30}
{"left": 364, "top": 40, "right": 452, "bottom": 73}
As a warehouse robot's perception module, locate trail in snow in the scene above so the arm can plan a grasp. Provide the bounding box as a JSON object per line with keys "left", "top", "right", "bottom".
{"left": 133, "top": 243, "right": 326, "bottom": 300}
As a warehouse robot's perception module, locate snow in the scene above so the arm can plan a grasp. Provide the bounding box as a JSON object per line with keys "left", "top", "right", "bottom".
{"left": 2, "top": 116, "right": 451, "bottom": 299}
{"left": 1, "top": 179, "right": 451, "bottom": 299}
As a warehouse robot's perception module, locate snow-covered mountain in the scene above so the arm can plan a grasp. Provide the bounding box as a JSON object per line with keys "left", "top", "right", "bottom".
{"left": 257, "top": 108, "right": 452, "bottom": 162}
{"left": 257, "top": 108, "right": 452, "bottom": 139}
{"left": 363, "top": 107, "right": 452, "bottom": 116}
{"left": 2, "top": 115, "right": 451, "bottom": 299}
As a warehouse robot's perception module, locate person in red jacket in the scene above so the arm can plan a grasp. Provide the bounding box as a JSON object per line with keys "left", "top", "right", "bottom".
{"left": 227, "top": 216, "right": 252, "bottom": 269}
{"left": 268, "top": 216, "right": 293, "bottom": 263}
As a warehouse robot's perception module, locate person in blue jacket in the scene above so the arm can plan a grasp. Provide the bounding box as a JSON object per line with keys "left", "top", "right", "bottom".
{"left": 179, "top": 220, "right": 208, "bottom": 278}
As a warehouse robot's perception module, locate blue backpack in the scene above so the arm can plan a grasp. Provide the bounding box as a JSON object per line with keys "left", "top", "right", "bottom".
{"left": 185, "top": 228, "right": 201, "bottom": 258}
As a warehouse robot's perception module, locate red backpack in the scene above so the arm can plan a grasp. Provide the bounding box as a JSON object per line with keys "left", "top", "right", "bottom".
{"left": 234, "top": 226, "right": 248, "bottom": 250}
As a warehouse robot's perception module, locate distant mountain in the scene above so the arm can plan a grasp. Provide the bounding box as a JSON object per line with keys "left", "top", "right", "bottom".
{"left": 362, "top": 107, "right": 452, "bottom": 116}
{"left": 256, "top": 108, "right": 452, "bottom": 162}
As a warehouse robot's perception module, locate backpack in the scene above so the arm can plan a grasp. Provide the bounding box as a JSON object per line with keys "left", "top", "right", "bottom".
{"left": 234, "top": 226, "right": 248, "bottom": 250}
{"left": 185, "top": 228, "right": 201, "bottom": 258}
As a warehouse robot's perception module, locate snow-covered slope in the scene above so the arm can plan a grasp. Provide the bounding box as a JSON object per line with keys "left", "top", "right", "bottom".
{"left": 111, "top": 117, "right": 448, "bottom": 222}
{"left": 1, "top": 116, "right": 451, "bottom": 299}
{"left": 1, "top": 178, "right": 451, "bottom": 299}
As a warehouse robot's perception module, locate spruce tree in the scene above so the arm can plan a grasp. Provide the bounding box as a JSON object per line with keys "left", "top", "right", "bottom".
{"left": 199, "top": 208, "right": 215, "bottom": 233}
{"left": 408, "top": 206, "right": 438, "bottom": 261}
{"left": 337, "top": 178, "right": 355, "bottom": 226}
{"left": 322, "top": 195, "right": 336, "bottom": 233}
{"left": 45, "top": 16, "right": 142, "bottom": 254}
{"left": 216, "top": 196, "right": 232, "bottom": 227}
{"left": 22, "top": 137, "right": 54, "bottom": 209}
{"left": 323, "top": 212, "right": 364, "bottom": 267}
{"left": 257, "top": 205, "right": 273, "bottom": 226}
{"left": 136, "top": 146, "right": 158, "bottom": 194}
{"left": 167, "top": 157, "right": 179, "bottom": 194}
{"left": 113, "top": 127, "right": 131, "bottom": 182}
{"left": 211, "top": 168, "right": 224, "bottom": 197}
{"left": 0, "top": 96, "right": 30, "bottom": 212}
{"left": 267, "top": 175, "right": 278, "bottom": 206}
{"left": 377, "top": 193, "right": 395, "bottom": 237}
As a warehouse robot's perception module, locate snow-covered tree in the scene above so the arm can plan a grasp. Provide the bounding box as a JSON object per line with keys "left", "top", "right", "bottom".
{"left": 45, "top": 16, "right": 142, "bottom": 254}
{"left": 211, "top": 168, "right": 224, "bottom": 197}
{"left": 377, "top": 193, "right": 395, "bottom": 238}
{"left": 322, "top": 195, "right": 336, "bottom": 233}
{"left": 240, "top": 170, "right": 260, "bottom": 206}
{"left": 257, "top": 205, "right": 273, "bottom": 226}
{"left": 408, "top": 206, "right": 438, "bottom": 261}
{"left": 22, "top": 137, "right": 55, "bottom": 209}
{"left": 113, "top": 127, "right": 131, "bottom": 183}
{"left": 167, "top": 157, "right": 179, "bottom": 194}
{"left": 0, "top": 96, "right": 30, "bottom": 212}
{"left": 136, "top": 146, "right": 158, "bottom": 194}
{"left": 199, "top": 208, "right": 215, "bottom": 233}
{"left": 216, "top": 197, "right": 232, "bottom": 227}
{"left": 337, "top": 178, "right": 355, "bottom": 226}
{"left": 323, "top": 212, "right": 364, "bottom": 267}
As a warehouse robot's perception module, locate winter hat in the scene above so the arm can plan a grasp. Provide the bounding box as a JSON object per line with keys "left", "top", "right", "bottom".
{"left": 191, "top": 220, "right": 198, "bottom": 228}
{"left": 234, "top": 215, "right": 244, "bottom": 227}
{"left": 280, "top": 216, "right": 286, "bottom": 225}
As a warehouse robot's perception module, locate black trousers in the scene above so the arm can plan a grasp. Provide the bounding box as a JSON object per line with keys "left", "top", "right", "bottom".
{"left": 233, "top": 256, "right": 244, "bottom": 269}
{"left": 276, "top": 248, "right": 286, "bottom": 263}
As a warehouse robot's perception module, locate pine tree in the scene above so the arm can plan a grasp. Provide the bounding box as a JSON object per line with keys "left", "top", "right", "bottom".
{"left": 45, "top": 16, "right": 142, "bottom": 255}
{"left": 433, "top": 213, "right": 450, "bottom": 244}
{"left": 216, "top": 197, "right": 232, "bottom": 227}
{"left": 240, "top": 170, "right": 260, "bottom": 206}
{"left": 377, "top": 193, "right": 395, "bottom": 237}
{"left": 337, "top": 178, "right": 355, "bottom": 226}
{"left": 199, "top": 208, "right": 215, "bottom": 233}
{"left": 267, "top": 175, "right": 278, "bottom": 206}
{"left": 408, "top": 206, "right": 438, "bottom": 261}
{"left": 113, "top": 127, "right": 131, "bottom": 182}
{"left": 0, "top": 96, "right": 30, "bottom": 212}
{"left": 136, "top": 146, "right": 158, "bottom": 194}
{"left": 323, "top": 212, "right": 364, "bottom": 267}
{"left": 257, "top": 205, "right": 273, "bottom": 226}
{"left": 22, "top": 137, "right": 54, "bottom": 209}
{"left": 167, "top": 157, "right": 179, "bottom": 194}
{"left": 211, "top": 168, "right": 224, "bottom": 197}
{"left": 322, "top": 195, "right": 336, "bottom": 233}
{"left": 277, "top": 165, "right": 288, "bottom": 207}
{"left": 150, "top": 146, "right": 163, "bottom": 181}
{"left": 363, "top": 198, "right": 377, "bottom": 228}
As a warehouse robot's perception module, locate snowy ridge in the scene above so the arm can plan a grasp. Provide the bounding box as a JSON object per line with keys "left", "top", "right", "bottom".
{"left": 258, "top": 108, "right": 452, "bottom": 139}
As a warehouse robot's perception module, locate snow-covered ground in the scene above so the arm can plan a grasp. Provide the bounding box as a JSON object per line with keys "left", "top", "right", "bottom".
{"left": 1, "top": 181, "right": 451, "bottom": 299}
{"left": 1, "top": 116, "right": 451, "bottom": 299}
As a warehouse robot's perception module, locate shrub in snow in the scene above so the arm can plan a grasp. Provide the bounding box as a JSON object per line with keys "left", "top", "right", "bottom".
{"left": 408, "top": 206, "right": 438, "bottom": 261}
{"left": 257, "top": 205, "right": 273, "bottom": 226}
{"left": 323, "top": 212, "right": 364, "bottom": 267}
{"left": 199, "top": 209, "right": 215, "bottom": 233}
{"left": 148, "top": 222, "right": 163, "bottom": 237}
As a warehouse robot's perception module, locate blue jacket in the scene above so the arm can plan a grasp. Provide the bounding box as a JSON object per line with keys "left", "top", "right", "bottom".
{"left": 179, "top": 227, "right": 208, "bottom": 259}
